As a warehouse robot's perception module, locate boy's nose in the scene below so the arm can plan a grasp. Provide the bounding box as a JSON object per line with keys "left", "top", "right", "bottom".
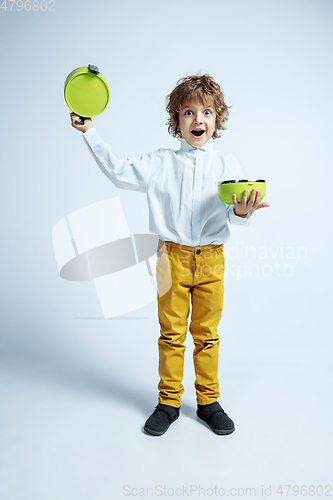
{"left": 194, "top": 114, "right": 203, "bottom": 123}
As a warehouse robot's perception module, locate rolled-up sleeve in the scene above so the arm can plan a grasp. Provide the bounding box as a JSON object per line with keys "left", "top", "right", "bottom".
{"left": 227, "top": 205, "right": 252, "bottom": 225}
{"left": 83, "top": 128, "right": 154, "bottom": 193}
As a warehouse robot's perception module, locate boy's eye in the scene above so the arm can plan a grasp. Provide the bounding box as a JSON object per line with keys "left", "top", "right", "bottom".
{"left": 184, "top": 109, "right": 213, "bottom": 116}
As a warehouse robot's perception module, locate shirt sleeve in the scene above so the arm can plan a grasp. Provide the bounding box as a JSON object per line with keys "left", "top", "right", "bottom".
{"left": 82, "top": 128, "right": 154, "bottom": 193}
{"left": 225, "top": 153, "right": 253, "bottom": 226}
{"left": 227, "top": 205, "right": 252, "bottom": 225}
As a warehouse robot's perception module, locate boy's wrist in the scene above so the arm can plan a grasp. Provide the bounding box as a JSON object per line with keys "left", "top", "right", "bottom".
{"left": 83, "top": 124, "right": 94, "bottom": 133}
{"left": 234, "top": 209, "right": 248, "bottom": 218}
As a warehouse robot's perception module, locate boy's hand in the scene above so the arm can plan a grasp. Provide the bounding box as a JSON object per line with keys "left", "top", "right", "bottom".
{"left": 233, "top": 189, "right": 270, "bottom": 218}
{"left": 70, "top": 112, "right": 93, "bottom": 133}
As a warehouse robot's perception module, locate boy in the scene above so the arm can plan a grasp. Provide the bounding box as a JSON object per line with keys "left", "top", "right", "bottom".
{"left": 70, "top": 74, "right": 269, "bottom": 436}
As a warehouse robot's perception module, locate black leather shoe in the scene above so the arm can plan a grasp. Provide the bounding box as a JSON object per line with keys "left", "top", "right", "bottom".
{"left": 144, "top": 404, "right": 180, "bottom": 436}
{"left": 197, "top": 402, "right": 235, "bottom": 435}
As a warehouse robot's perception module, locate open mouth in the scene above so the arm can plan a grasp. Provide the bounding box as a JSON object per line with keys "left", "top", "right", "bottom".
{"left": 191, "top": 130, "right": 205, "bottom": 137}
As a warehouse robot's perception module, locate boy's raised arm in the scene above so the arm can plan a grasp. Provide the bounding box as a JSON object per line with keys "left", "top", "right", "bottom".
{"left": 70, "top": 113, "right": 155, "bottom": 193}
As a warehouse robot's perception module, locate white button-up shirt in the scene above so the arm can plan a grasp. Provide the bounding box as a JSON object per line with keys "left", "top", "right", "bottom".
{"left": 83, "top": 128, "right": 251, "bottom": 247}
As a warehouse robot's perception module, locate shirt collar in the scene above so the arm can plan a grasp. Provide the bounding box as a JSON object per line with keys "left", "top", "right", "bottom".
{"left": 180, "top": 137, "right": 214, "bottom": 153}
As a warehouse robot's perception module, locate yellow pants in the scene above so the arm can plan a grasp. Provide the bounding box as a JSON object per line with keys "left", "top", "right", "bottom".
{"left": 156, "top": 239, "right": 225, "bottom": 408}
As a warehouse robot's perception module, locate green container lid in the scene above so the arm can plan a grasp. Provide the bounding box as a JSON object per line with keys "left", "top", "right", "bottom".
{"left": 64, "top": 65, "right": 110, "bottom": 118}
{"left": 218, "top": 179, "right": 266, "bottom": 205}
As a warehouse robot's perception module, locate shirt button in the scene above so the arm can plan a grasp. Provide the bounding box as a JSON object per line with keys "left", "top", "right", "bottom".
{"left": 196, "top": 249, "right": 201, "bottom": 255}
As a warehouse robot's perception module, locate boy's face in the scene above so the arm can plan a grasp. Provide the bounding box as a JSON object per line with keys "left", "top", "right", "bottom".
{"left": 177, "top": 98, "right": 217, "bottom": 148}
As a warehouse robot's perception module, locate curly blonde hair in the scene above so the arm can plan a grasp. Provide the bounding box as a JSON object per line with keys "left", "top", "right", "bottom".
{"left": 166, "top": 74, "right": 230, "bottom": 140}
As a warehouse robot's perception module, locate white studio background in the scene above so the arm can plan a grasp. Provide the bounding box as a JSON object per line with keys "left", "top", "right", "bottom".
{"left": 1, "top": 0, "right": 333, "bottom": 499}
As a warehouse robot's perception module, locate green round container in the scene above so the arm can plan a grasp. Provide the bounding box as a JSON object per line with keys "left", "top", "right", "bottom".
{"left": 64, "top": 64, "right": 110, "bottom": 118}
{"left": 218, "top": 179, "right": 266, "bottom": 205}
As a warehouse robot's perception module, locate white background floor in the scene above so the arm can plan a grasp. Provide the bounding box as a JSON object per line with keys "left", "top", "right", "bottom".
{"left": 1, "top": 271, "right": 332, "bottom": 499}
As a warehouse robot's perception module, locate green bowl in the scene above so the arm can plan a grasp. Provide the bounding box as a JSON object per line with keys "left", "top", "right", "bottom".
{"left": 64, "top": 65, "right": 110, "bottom": 118}
{"left": 218, "top": 179, "right": 266, "bottom": 205}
